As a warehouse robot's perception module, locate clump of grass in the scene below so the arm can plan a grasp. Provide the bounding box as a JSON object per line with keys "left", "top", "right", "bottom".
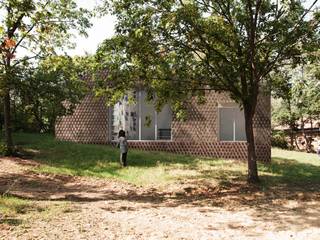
{"left": 0, "top": 195, "right": 32, "bottom": 217}
{"left": 0, "top": 195, "right": 71, "bottom": 227}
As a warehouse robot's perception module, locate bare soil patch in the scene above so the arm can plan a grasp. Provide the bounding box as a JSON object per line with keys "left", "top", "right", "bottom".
{"left": 0, "top": 157, "right": 319, "bottom": 240}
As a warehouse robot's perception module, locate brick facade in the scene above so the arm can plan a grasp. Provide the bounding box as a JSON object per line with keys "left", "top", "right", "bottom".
{"left": 55, "top": 91, "right": 271, "bottom": 162}
{"left": 55, "top": 94, "right": 109, "bottom": 144}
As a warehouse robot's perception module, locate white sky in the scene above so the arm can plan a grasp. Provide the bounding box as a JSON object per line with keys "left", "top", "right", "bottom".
{"left": 67, "top": 0, "right": 116, "bottom": 56}
{"left": 68, "top": 0, "right": 319, "bottom": 56}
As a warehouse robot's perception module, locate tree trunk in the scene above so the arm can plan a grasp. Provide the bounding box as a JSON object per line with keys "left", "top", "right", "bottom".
{"left": 244, "top": 106, "right": 259, "bottom": 183}
{"left": 290, "top": 131, "right": 294, "bottom": 149}
{"left": 289, "top": 123, "right": 295, "bottom": 149}
{"left": 294, "top": 136, "right": 300, "bottom": 150}
{"left": 3, "top": 90, "right": 14, "bottom": 155}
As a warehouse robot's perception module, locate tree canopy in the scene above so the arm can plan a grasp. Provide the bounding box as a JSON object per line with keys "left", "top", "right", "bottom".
{"left": 0, "top": 0, "right": 92, "bottom": 154}
{"left": 11, "top": 56, "right": 91, "bottom": 133}
{"left": 272, "top": 54, "right": 320, "bottom": 151}
{"left": 97, "top": 0, "right": 320, "bottom": 182}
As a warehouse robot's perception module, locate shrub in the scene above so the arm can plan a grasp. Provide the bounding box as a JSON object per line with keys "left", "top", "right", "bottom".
{"left": 271, "top": 131, "right": 289, "bottom": 149}
{"left": 0, "top": 143, "right": 8, "bottom": 156}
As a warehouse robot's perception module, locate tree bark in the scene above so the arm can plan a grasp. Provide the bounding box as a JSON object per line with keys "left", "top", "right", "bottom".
{"left": 289, "top": 123, "right": 295, "bottom": 149}
{"left": 3, "top": 90, "right": 14, "bottom": 155}
{"left": 294, "top": 135, "right": 300, "bottom": 150}
{"left": 244, "top": 105, "right": 259, "bottom": 183}
{"left": 290, "top": 131, "right": 294, "bottom": 149}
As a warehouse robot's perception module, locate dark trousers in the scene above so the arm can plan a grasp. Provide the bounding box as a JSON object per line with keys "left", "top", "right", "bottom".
{"left": 120, "top": 152, "right": 127, "bottom": 166}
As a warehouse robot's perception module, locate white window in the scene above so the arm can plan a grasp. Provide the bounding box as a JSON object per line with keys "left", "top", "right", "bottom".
{"left": 219, "top": 103, "right": 246, "bottom": 141}
{"left": 112, "top": 91, "right": 172, "bottom": 141}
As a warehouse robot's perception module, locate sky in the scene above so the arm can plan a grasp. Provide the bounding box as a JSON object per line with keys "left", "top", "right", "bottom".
{"left": 69, "top": 0, "right": 320, "bottom": 56}
{"left": 67, "top": 0, "right": 116, "bottom": 56}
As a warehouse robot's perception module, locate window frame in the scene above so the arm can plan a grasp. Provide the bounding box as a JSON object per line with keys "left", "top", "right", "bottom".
{"left": 218, "top": 103, "right": 247, "bottom": 142}
{"left": 110, "top": 91, "right": 173, "bottom": 142}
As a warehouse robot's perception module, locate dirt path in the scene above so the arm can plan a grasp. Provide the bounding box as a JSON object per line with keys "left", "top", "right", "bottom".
{"left": 0, "top": 158, "right": 320, "bottom": 240}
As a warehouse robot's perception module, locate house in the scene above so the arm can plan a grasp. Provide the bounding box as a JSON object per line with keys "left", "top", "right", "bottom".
{"left": 55, "top": 89, "right": 271, "bottom": 162}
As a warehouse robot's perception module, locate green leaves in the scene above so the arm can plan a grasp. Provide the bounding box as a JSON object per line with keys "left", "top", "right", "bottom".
{"left": 12, "top": 55, "right": 90, "bottom": 132}
{"left": 96, "top": 0, "right": 319, "bottom": 120}
{"left": 272, "top": 60, "right": 320, "bottom": 130}
{"left": 0, "top": 0, "right": 93, "bottom": 139}
{"left": 0, "top": 0, "right": 92, "bottom": 65}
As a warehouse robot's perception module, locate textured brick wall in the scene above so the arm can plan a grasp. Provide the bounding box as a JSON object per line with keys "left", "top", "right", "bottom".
{"left": 55, "top": 91, "right": 271, "bottom": 162}
{"left": 55, "top": 94, "right": 109, "bottom": 144}
{"left": 128, "top": 91, "right": 271, "bottom": 162}
{"left": 127, "top": 141, "right": 248, "bottom": 160}
{"left": 253, "top": 94, "right": 271, "bottom": 162}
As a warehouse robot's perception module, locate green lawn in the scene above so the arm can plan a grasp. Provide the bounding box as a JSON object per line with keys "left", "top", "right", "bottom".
{"left": 1, "top": 133, "right": 320, "bottom": 221}
{"left": 10, "top": 133, "right": 320, "bottom": 188}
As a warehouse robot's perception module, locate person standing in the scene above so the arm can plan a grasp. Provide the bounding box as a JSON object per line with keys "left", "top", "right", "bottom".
{"left": 117, "top": 130, "right": 128, "bottom": 166}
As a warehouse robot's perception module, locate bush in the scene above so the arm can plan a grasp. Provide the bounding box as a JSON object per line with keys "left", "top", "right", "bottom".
{"left": 0, "top": 143, "right": 8, "bottom": 156}
{"left": 272, "top": 131, "right": 288, "bottom": 149}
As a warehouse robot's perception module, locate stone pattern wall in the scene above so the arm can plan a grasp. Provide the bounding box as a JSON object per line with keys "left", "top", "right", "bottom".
{"left": 253, "top": 94, "right": 271, "bottom": 162}
{"left": 55, "top": 91, "right": 271, "bottom": 162}
{"left": 128, "top": 92, "right": 271, "bottom": 162}
{"left": 128, "top": 141, "right": 248, "bottom": 160}
{"left": 55, "top": 94, "right": 109, "bottom": 144}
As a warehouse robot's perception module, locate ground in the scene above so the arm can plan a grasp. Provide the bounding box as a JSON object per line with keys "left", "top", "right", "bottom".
{"left": 0, "top": 134, "right": 320, "bottom": 239}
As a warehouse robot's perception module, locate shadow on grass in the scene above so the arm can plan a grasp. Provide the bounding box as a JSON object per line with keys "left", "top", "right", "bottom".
{"left": 1, "top": 133, "right": 319, "bottom": 234}
{"left": 1, "top": 155, "right": 319, "bottom": 200}
{"left": 13, "top": 133, "right": 200, "bottom": 179}
{"left": 259, "top": 157, "right": 320, "bottom": 189}
{"left": 0, "top": 195, "right": 42, "bottom": 227}
{"left": 1, "top": 152, "right": 320, "bottom": 232}
{"left": 11, "top": 133, "right": 320, "bottom": 189}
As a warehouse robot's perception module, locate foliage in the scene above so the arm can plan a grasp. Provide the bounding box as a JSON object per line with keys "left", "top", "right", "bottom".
{"left": 271, "top": 131, "right": 288, "bottom": 149}
{"left": 10, "top": 56, "right": 92, "bottom": 133}
{"left": 0, "top": 0, "right": 92, "bottom": 63}
{"left": 0, "top": 142, "right": 8, "bottom": 156}
{"left": 272, "top": 58, "right": 320, "bottom": 150}
{"left": 97, "top": 0, "right": 320, "bottom": 182}
{"left": 0, "top": 0, "right": 92, "bottom": 153}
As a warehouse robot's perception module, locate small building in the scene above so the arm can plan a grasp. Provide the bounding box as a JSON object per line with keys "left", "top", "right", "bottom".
{"left": 55, "top": 90, "right": 271, "bottom": 162}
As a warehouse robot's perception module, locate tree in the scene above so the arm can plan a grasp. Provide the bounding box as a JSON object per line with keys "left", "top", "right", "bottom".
{"left": 272, "top": 59, "right": 320, "bottom": 151}
{"left": 98, "top": 0, "right": 320, "bottom": 183}
{"left": 0, "top": 0, "right": 92, "bottom": 154}
{"left": 272, "top": 67, "right": 300, "bottom": 148}
{"left": 12, "top": 56, "right": 91, "bottom": 133}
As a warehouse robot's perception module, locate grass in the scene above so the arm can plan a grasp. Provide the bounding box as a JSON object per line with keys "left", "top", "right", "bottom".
{"left": 0, "top": 195, "right": 37, "bottom": 226}
{"left": 2, "top": 133, "right": 319, "bottom": 235}
{"left": 14, "top": 133, "right": 200, "bottom": 186}
{"left": 0, "top": 194, "right": 71, "bottom": 227}
{"left": 0, "top": 196, "right": 32, "bottom": 216}
{"left": 10, "top": 133, "right": 320, "bottom": 188}
{"left": 1, "top": 133, "right": 320, "bottom": 227}
{"left": 260, "top": 148, "right": 320, "bottom": 187}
